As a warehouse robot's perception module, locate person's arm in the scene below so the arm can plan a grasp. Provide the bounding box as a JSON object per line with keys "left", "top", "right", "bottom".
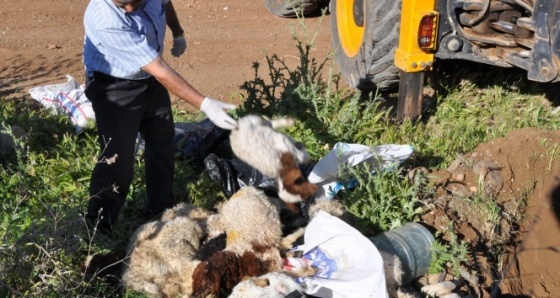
{"left": 143, "top": 56, "right": 203, "bottom": 106}
{"left": 164, "top": 1, "right": 183, "bottom": 38}
{"left": 142, "top": 56, "right": 237, "bottom": 129}
{"left": 164, "top": 1, "right": 187, "bottom": 57}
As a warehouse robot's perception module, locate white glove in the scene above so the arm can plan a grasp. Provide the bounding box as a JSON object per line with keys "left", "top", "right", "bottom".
{"left": 171, "top": 35, "right": 187, "bottom": 57}
{"left": 200, "top": 97, "right": 237, "bottom": 130}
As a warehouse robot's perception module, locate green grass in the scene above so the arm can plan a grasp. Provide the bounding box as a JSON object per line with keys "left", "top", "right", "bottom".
{"left": 1, "top": 12, "right": 559, "bottom": 297}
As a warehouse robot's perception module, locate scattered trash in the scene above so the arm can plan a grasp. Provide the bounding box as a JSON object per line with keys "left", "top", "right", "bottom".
{"left": 28, "top": 74, "right": 95, "bottom": 133}
{"left": 308, "top": 142, "right": 414, "bottom": 198}
{"left": 287, "top": 211, "right": 389, "bottom": 298}
{"left": 369, "top": 222, "right": 434, "bottom": 285}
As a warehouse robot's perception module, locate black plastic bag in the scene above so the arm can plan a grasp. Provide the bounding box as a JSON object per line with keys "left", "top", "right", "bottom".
{"left": 174, "top": 119, "right": 230, "bottom": 162}
{"left": 204, "top": 153, "right": 277, "bottom": 198}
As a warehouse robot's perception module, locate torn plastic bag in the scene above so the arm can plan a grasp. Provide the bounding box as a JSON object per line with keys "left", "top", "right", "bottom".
{"left": 204, "top": 153, "right": 277, "bottom": 198}
{"left": 308, "top": 143, "right": 414, "bottom": 199}
{"left": 174, "top": 119, "right": 230, "bottom": 161}
{"left": 173, "top": 119, "right": 230, "bottom": 162}
{"left": 286, "top": 211, "right": 388, "bottom": 298}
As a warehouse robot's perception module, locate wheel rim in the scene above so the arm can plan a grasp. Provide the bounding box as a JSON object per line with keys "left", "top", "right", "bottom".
{"left": 336, "top": 0, "right": 365, "bottom": 57}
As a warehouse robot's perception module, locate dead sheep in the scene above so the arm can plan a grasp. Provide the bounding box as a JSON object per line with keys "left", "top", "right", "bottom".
{"left": 160, "top": 201, "right": 216, "bottom": 234}
{"left": 308, "top": 197, "right": 347, "bottom": 218}
{"left": 121, "top": 203, "right": 212, "bottom": 297}
{"left": 191, "top": 186, "right": 293, "bottom": 297}
{"left": 229, "top": 115, "right": 317, "bottom": 207}
{"left": 207, "top": 186, "right": 285, "bottom": 266}
{"left": 378, "top": 249, "right": 424, "bottom": 298}
{"left": 281, "top": 197, "right": 351, "bottom": 247}
{"left": 192, "top": 249, "right": 272, "bottom": 297}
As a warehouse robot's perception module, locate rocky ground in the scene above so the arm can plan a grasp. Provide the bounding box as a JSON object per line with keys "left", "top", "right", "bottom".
{"left": 423, "top": 127, "right": 560, "bottom": 296}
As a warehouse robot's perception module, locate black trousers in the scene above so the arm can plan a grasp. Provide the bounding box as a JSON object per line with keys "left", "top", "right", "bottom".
{"left": 85, "top": 72, "right": 175, "bottom": 226}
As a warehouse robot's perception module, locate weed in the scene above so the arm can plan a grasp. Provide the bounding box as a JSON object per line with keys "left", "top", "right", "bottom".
{"left": 338, "top": 164, "right": 425, "bottom": 232}
{"left": 541, "top": 138, "right": 560, "bottom": 173}
{"left": 429, "top": 226, "right": 471, "bottom": 277}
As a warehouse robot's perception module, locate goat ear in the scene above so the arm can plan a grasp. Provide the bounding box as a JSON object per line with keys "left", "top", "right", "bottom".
{"left": 281, "top": 169, "right": 317, "bottom": 198}
{"left": 279, "top": 152, "right": 317, "bottom": 199}
{"left": 299, "top": 183, "right": 317, "bottom": 199}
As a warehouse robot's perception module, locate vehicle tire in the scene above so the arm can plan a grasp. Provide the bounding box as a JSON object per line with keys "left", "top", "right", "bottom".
{"left": 263, "top": 0, "right": 321, "bottom": 18}
{"left": 330, "top": 0, "right": 401, "bottom": 91}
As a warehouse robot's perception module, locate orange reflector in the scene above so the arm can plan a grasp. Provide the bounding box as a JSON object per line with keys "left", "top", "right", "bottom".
{"left": 418, "top": 15, "right": 437, "bottom": 51}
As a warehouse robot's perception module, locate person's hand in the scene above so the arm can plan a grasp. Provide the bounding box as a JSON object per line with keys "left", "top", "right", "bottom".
{"left": 200, "top": 97, "right": 237, "bottom": 130}
{"left": 171, "top": 35, "right": 187, "bottom": 57}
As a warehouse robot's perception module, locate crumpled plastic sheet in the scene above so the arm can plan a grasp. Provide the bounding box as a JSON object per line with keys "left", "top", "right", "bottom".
{"left": 308, "top": 142, "right": 414, "bottom": 199}
{"left": 285, "top": 211, "right": 389, "bottom": 298}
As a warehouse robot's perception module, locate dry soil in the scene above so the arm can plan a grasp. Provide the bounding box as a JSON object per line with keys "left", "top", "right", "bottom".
{"left": 0, "top": 0, "right": 333, "bottom": 108}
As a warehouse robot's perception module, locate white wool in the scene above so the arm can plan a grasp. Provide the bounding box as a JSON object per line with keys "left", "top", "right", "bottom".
{"left": 229, "top": 114, "right": 309, "bottom": 178}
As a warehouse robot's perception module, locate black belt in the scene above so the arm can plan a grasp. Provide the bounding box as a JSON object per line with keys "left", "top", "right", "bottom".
{"left": 89, "top": 71, "right": 153, "bottom": 84}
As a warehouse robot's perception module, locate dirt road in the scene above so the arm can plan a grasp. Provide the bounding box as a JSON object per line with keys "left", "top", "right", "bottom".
{"left": 0, "top": 0, "right": 333, "bottom": 109}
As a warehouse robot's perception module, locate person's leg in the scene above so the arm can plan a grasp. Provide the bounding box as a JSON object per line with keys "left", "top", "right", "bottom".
{"left": 85, "top": 78, "right": 147, "bottom": 227}
{"left": 140, "top": 79, "right": 176, "bottom": 215}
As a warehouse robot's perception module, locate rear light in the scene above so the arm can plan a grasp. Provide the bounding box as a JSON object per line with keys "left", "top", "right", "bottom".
{"left": 418, "top": 14, "right": 438, "bottom": 51}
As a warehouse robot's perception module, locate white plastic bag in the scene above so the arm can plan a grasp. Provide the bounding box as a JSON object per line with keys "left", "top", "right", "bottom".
{"left": 289, "top": 211, "right": 388, "bottom": 298}
{"left": 308, "top": 143, "right": 414, "bottom": 198}
{"left": 28, "top": 75, "right": 95, "bottom": 133}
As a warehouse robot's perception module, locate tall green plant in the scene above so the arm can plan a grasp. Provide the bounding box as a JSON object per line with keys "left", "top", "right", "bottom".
{"left": 338, "top": 164, "right": 425, "bottom": 232}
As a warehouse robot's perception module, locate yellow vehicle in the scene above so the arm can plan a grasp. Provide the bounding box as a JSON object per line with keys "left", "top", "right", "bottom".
{"left": 264, "top": 0, "right": 555, "bottom": 119}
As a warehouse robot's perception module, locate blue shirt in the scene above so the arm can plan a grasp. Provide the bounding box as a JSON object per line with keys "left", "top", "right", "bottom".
{"left": 83, "top": 0, "right": 167, "bottom": 80}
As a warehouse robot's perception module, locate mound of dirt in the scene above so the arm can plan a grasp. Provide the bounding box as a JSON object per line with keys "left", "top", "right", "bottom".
{"left": 423, "top": 127, "right": 560, "bottom": 297}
